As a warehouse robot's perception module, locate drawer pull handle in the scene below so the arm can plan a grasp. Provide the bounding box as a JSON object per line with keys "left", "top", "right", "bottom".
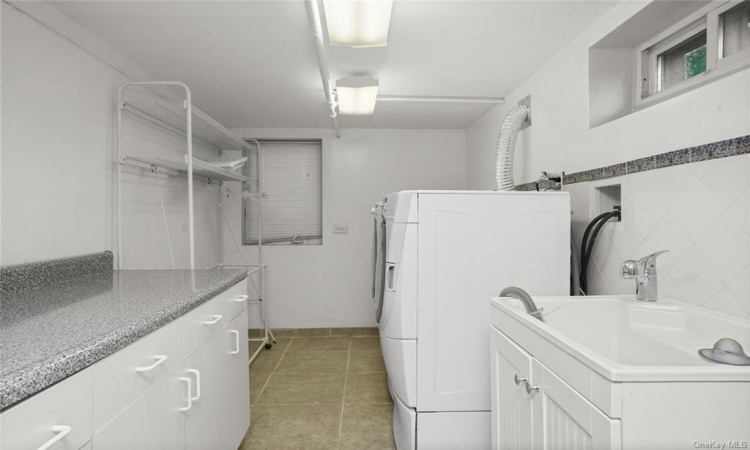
{"left": 230, "top": 330, "right": 240, "bottom": 354}
{"left": 187, "top": 369, "right": 201, "bottom": 401}
{"left": 135, "top": 355, "right": 168, "bottom": 372}
{"left": 36, "top": 425, "right": 72, "bottom": 450}
{"left": 514, "top": 374, "right": 527, "bottom": 386}
{"left": 179, "top": 377, "right": 192, "bottom": 412}
{"left": 236, "top": 295, "right": 249, "bottom": 303}
{"left": 204, "top": 314, "right": 223, "bottom": 325}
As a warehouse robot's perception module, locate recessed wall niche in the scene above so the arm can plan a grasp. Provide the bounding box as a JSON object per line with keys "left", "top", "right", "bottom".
{"left": 588, "top": 1, "right": 711, "bottom": 128}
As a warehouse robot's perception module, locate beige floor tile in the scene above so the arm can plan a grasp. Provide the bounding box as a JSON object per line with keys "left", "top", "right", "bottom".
{"left": 288, "top": 336, "right": 351, "bottom": 352}
{"left": 363, "top": 327, "right": 379, "bottom": 336}
{"left": 257, "top": 373, "right": 346, "bottom": 405}
{"left": 275, "top": 351, "right": 349, "bottom": 374}
{"left": 344, "top": 373, "right": 392, "bottom": 404}
{"left": 338, "top": 403, "right": 396, "bottom": 449}
{"left": 250, "top": 338, "right": 292, "bottom": 372}
{"left": 330, "top": 327, "right": 366, "bottom": 337}
{"left": 350, "top": 336, "right": 381, "bottom": 351}
{"left": 250, "top": 370, "right": 272, "bottom": 406}
{"left": 240, "top": 404, "right": 341, "bottom": 449}
{"left": 348, "top": 351, "right": 386, "bottom": 374}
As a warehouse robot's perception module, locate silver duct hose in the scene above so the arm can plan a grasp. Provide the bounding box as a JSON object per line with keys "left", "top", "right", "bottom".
{"left": 495, "top": 104, "right": 530, "bottom": 191}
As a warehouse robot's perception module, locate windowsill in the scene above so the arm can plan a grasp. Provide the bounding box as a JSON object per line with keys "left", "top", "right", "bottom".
{"left": 634, "top": 58, "right": 750, "bottom": 112}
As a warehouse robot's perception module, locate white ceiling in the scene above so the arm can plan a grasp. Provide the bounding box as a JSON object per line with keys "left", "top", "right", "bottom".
{"left": 51, "top": 0, "right": 619, "bottom": 130}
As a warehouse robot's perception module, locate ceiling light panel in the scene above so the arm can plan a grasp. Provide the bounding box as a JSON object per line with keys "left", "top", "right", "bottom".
{"left": 336, "top": 77, "right": 380, "bottom": 115}
{"left": 323, "top": 0, "right": 393, "bottom": 48}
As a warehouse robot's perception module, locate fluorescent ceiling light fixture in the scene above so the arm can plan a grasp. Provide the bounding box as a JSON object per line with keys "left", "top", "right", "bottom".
{"left": 336, "top": 77, "right": 379, "bottom": 115}
{"left": 323, "top": 0, "right": 393, "bottom": 48}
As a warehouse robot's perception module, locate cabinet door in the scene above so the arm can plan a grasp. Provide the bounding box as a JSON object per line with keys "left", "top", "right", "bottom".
{"left": 489, "top": 326, "right": 534, "bottom": 450}
{"left": 222, "top": 312, "right": 250, "bottom": 449}
{"left": 183, "top": 331, "right": 229, "bottom": 450}
{"left": 531, "top": 360, "right": 621, "bottom": 450}
{"left": 92, "top": 371, "right": 186, "bottom": 450}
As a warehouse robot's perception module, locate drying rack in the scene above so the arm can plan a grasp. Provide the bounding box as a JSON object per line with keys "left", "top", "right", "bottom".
{"left": 115, "top": 81, "right": 276, "bottom": 356}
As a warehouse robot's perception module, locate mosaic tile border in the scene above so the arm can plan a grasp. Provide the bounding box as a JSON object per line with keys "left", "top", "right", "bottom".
{"left": 515, "top": 134, "right": 750, "bottom": 191}
{"left": 0, "top": 251, "right": 113, "bottom": 294}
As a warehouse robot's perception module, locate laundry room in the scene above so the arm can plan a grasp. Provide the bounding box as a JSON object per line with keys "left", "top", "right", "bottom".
{"left": 1, "top": 0, "right": 749, "bottom": 449}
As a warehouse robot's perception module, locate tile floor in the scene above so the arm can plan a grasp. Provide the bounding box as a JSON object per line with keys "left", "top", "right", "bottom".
{"left": 239, "top": 335, "right": 396, "bottom": 449}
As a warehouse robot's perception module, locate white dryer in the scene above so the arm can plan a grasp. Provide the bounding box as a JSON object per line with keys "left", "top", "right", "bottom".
{"left": 371, "top": 190, "right": 570, "bottom": 450}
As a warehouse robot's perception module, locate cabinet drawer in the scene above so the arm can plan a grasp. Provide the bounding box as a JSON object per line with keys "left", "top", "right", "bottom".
{"left": 92, "top": 316, "right": 184, "bottom": 432}
{"left": 92, "top": 371, "right": 186, "bottom": 450}
{"left": 216, "top": 281, "right": 248, "bottom": 322}
{"left": 184, "top": 292, "right": 229, "bottom": 357}
{"left": 1, "top": 368, "right": 92, "bottom": 450}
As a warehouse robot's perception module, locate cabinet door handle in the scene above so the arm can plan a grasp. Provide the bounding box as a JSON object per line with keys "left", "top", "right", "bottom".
{"left": 204, "top": 314, "right": 223, "bottom": 325}
{"left": 514, "top": 374, "right": 527, "bottom": 385}
{"left": 179, "top": 377, "right": 192, "bottom": 412}
{"left": 524, "top": 381, "right": 540, "bottom": 395}
{"left": 229, "top": 330, "right": 240, "bottom": 354}
{"left": 135, "top": 355, "right": 168, "bottom": 372}
{"left": 187, "top": 369, "right": 201, "bottom": 401}
{"left": 235, "top": 295, "right": 249, "bottom": 303}
{"left": 36, "top": 425, "right": 72, "bottom": 450}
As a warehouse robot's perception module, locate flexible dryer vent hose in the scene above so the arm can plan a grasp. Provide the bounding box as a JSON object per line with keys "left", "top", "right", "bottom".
{"left": 495, "top": 104, "right": 530, "bottom": 191}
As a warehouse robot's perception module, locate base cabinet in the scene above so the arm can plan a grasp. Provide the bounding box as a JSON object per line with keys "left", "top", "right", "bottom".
{"left": 0, "top": 281, "right": 249, "bottom": 450}
{"left": 490, "top": 326, "right": 621, "bottom": 450}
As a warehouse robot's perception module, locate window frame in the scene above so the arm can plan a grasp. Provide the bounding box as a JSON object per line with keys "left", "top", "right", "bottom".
{"left": 635, "top": 0, "right": 750, "bottom": 109}
{"left": 241, "top": 139, "right": 323, "bottom": 247}
{"left": 717, "top": 0, "right": 750, "bottom": 68}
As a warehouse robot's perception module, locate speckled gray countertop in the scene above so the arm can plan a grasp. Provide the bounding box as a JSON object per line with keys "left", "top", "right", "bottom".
{"left": 0, "top": 268, "right": 247, "bottom": 410}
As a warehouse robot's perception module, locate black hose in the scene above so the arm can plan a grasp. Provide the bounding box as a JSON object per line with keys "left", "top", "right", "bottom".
{"left": 579, "top": 209, "right": 621, "bottom": 294}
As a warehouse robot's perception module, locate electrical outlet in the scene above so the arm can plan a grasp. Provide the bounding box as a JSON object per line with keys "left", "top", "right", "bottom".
{"left": 333, "top": 225, "right": 349, "bottom": 234}
{"left": 179, "top": 221, "right": 188, "bottom": 231}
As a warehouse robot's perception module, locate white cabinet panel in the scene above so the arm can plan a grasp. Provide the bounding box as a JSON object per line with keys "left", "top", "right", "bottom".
{"left": 183, "top": 333, "right": 228, "bottom": 450}
{"left": 92, "top": 372, "right": 186, "bottom": 450}
{"left": 417, "top": 194, "right": 569, "bottom": 411}
{"left": 92, "top": 316, "right": 184, "bottom": 432}
{"left": 222, "top": 313, "right": 250, "bottom": 449}
{"left": 1, "top": 368, "right": 92, "bottom": 450}
{"left": 531, "top": 360, "right": 621, "bottom": 450}
{"left": 490, "top": 327, "right": 533, "bottom": 450}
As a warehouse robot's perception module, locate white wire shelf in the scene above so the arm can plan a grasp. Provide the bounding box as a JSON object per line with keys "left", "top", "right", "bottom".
{"left": 121, "top": 98, "right": 256, "bottom": 154}
{"left": 122, "top": 154, "right": 253, "bottom": 183}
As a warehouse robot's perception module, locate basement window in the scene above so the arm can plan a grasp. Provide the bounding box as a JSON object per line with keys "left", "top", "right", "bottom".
{"left": 243, "top": 140, "right": 323, "bottom": 245}
{"left": 637, "top": 0, "right": 750, "bottom": 105}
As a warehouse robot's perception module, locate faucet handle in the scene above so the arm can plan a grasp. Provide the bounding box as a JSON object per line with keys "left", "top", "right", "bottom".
{"left": 620, "top": 260, "right": 638, "bottom": 279}
{"left": 638, "top": 250, "right": 669, "bottom": 270}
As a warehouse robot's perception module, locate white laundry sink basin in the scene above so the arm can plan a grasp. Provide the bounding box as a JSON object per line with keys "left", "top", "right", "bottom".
{"left": 490, "top": 295, "right": 750, "bottom": 382}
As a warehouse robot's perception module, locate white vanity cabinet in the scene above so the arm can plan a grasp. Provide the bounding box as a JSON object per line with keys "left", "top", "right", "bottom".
{"left": 490, "top": 327, "right": 620, "bottom": 450}
{"left": 0, "top": 280, "right": 249, "bottom": 450}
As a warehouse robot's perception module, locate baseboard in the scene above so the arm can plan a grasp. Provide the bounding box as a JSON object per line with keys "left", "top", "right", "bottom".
{"left": 248, "top": 327, "right": 379, "bottom": 338}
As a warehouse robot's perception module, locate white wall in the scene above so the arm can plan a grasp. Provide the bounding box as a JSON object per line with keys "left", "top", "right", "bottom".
{"left": 222, "top": 128, "right": 467, "bottom": 328}
{"left": 1, "top": 3, "right": 218, "bottom": 269}
{"left": 465, "top": 1, "right": 750, "bottom": 317}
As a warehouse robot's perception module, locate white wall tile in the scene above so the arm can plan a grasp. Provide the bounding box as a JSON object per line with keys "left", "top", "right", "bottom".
{"left": 568, "top": 155, "right": 750, "bottom": 318}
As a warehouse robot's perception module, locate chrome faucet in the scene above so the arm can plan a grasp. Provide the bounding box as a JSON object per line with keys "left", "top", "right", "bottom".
{"left": 620, "top": 250, "right": 669, "bottom": 302}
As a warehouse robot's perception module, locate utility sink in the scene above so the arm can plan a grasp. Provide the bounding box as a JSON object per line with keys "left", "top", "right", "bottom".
{"left": 490, "top": 295, "right": 750, "bottom": 382}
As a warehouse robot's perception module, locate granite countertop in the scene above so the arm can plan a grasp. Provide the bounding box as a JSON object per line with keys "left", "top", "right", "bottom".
{"left": 0, "top": 266, "right": 247, "bottom": 410}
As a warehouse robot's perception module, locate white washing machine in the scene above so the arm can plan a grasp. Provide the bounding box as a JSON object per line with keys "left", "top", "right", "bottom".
{"left": 371, "top": 190, "right": 570, "bottom": 450}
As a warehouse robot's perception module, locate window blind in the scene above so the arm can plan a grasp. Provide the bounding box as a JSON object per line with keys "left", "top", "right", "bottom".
{"left": 243, "top": 140, "right": 322, "bottom": 245}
